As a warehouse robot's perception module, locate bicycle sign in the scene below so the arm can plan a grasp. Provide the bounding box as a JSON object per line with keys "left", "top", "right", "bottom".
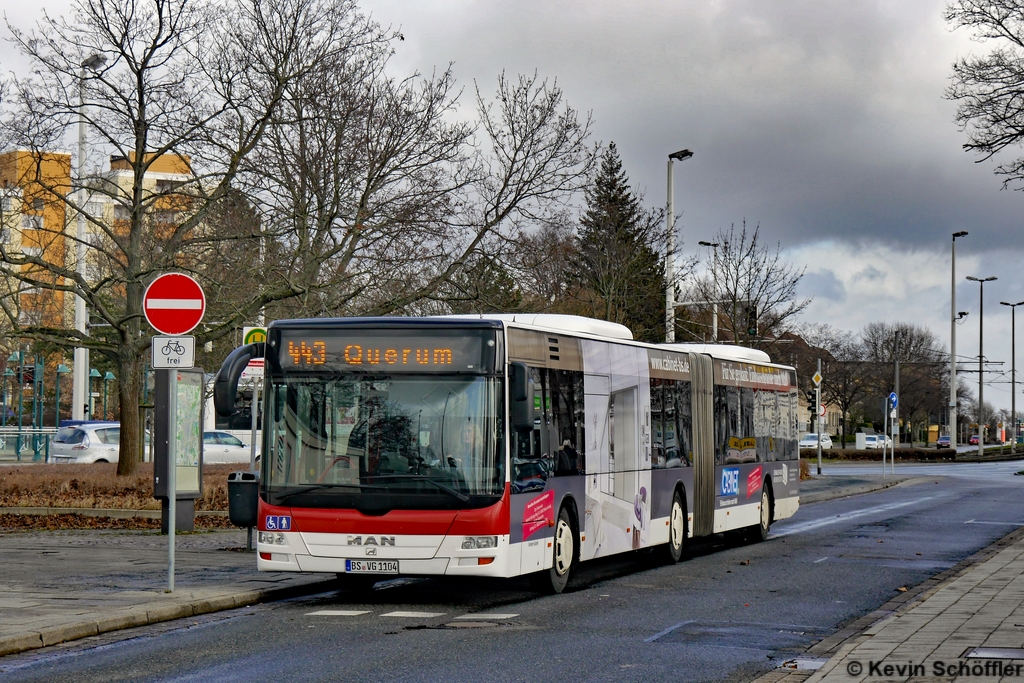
{"left": 151, "top": 335, "right": 195, "bottom": 368}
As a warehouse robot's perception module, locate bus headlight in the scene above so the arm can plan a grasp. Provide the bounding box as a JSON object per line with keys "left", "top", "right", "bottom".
{"left": 462, "top": 536, "right": 497, "bottom": 549}
{"left": 259, "top": 531, "right": 288, "bottom": 546}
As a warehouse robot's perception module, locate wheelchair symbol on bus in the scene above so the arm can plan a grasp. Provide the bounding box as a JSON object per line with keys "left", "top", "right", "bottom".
{"left": 265, "top": 515, "right": 291, "bottom": 531}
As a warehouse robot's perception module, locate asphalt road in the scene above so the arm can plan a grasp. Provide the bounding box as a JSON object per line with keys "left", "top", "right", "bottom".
{"left": 3, "top": 462, "right": 1024, "bottom": 683}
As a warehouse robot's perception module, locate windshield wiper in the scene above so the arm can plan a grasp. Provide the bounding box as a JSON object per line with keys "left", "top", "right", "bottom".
{"left": 274, "top": 482, "right": 380, "bottom": 501}
{"left": 370, "top": 474, "right": 470, "bottom": 502}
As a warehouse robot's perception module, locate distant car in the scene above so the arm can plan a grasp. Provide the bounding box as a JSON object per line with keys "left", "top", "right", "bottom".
{"left": 936, "top": 435, "right": 951, "bottom": 448}
{"left": 799, "top": 433, "right": 832, "bottom": 449}
{"left": 863, "top": 434, "right": 892, "bottom": 449}
{"left": 969, "top": 434, "right": 980, "bottom": 445}
{"left": 202, "top": 431, "right": 257, "bottom": 464}
{"left": 50, "top": 422, "right": 149, "bottom": 463}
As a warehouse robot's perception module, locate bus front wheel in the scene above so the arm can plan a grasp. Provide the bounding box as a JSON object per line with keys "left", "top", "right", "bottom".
{"left": 542, "top": 507, "right": 577, "bottom": 594}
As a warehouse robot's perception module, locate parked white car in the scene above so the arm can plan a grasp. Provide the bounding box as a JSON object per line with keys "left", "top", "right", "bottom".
{"left": 203, "top": 431, "right": 258, "bottom": 465}
{"left": 799, "top": 433, "right": 833, "bottom": 449}
{"left": 50, "top": 422, "right": 148, "bottom": 463}
{"left": 862, "top": 434, "right": 893, "bottom": 449}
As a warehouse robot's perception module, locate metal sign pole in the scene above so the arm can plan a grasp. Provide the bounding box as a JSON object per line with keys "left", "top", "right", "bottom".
{"left": 167, "top": 369, "right": 177, "bottom": 593}
{"left": 816, "top": 359, "right": 822, "bottom": 475}
{"left": 247, "top": 379, "right": 260, "bottom": 552}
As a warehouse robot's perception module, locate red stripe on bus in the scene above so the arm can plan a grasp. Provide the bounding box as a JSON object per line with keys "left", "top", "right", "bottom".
{"left": 257, "top": 484, "right": 510, "bottom": 536}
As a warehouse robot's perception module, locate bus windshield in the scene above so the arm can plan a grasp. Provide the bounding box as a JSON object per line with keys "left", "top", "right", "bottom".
{"left": 264, "top": 374, "right": 505, "bottom": 511}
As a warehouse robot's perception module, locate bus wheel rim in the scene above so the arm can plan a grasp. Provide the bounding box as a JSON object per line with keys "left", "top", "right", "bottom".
{"left": 670, "top": 501, "right": 684, "bottom": 548}
{"left": 760, "top": 489, "right": 770, "bottom": 530}
{"left": 554, "top": 519, "right": 573, "bottom": 575}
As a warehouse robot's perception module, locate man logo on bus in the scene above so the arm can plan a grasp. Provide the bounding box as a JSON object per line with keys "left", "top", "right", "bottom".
{"left": 720, "top": 467, "right": 740, "bottom": 496}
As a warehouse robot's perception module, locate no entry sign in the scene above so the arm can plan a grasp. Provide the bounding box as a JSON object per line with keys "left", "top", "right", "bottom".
{"left": 143, "top": 273, "right": 206, "bottom": 335}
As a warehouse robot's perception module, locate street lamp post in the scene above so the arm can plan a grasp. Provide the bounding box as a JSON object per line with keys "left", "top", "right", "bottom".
{"left": 55, "top": 364, "right": 70, "bottom": 428}
{"left": 73, "top": 53, "right": 107, "bottom": 422}
{"left": 665, "top": 148, "right": 693, "bottom": 343}
{"left": 8, "top": 351, "right": 24, "bottom": 460}
{"left": 967, "top": 275, "right": 997, "bottom": 458}
{"left": 88, "top": 368, "right": 101, "bottom": 419}
{"left": 698, "top": 241, "right": 720, "bottom": 342}
{"left": 950, "top": 231, "right": 967, "bottom": 450}
{"left": 102, "top": 371, "right": 115, "bottom": 420}
{"left": 1000, "top": 300, "right": 1024, "bottom": 454}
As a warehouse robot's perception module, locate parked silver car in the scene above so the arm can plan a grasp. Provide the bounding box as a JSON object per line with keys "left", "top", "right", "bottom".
{"left": 50, "top": 422, "right": 126, "bottom": 463}
{"left": 203, "top": 431, "right": 257, "bottom": 464}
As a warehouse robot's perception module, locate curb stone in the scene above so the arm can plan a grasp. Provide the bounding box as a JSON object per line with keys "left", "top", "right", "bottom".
{"left": 0, "top": 577, "right": 337, "bottom": 657}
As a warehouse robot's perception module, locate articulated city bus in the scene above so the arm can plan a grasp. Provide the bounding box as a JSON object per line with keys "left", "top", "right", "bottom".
{"left": 214, "top": 314, "right": 800, "bottom": 593}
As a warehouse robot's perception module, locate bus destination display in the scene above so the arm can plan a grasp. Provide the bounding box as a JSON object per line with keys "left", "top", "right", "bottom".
{"left": 277, "top": 330, "right": 491, "bottom": 373}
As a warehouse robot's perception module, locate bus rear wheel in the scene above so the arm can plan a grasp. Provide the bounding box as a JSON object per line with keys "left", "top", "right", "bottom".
{"left": 542, "top": 507, "right": 577, "bottom": 594}
{"left": 751, "top": 486, "right": 772, "bottom": 542}
{"left": 665, "top": 490, "right": 687, "bottom": 563}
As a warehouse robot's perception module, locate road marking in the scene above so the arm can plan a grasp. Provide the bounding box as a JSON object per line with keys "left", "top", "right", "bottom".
{"left": 813, "top": 557, "right": 829, "bottom": 563}
{"left": 644, "top": 620, "right": 694, "bottom": 643}
{"left": 965, "top": 520, "right": 1023, "bottom": 526}
{"left": 381, "top": 611, "right": 446, "bottom": 618}
{"left": 774, "top": 495, "right": 942, "bottom": 537}
{"left": 306, "top": 610, "right": 371, "bottom": 616}
{"left": 454, "top": 613, "right": 519, "bottom": 620}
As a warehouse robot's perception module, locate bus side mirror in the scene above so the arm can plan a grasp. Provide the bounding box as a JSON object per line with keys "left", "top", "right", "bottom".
{"left": 510, "top": 362, "right": 535, "bottom": 432}
{"left": 214, "top": 342, "right": 265, "bottom": 417}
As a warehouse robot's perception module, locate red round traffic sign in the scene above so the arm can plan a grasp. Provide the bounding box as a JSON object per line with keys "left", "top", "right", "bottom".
{"left": 143, "top": 273, "right": 206, "bottom": 335}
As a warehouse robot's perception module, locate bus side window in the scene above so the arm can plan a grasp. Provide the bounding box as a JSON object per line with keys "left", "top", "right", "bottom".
{"left": 650, "top": 378, "right": 665, "bottom": 468}
{"left": 673, "top": 380, "right": 693, "bottom": 467}
{"left": 552, "top": 369, "right": 583, "bottom": 476}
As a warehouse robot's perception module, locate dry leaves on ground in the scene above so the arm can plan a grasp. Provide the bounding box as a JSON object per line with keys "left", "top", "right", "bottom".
{"left": 0, "top": 463, "right": 239, "bottom": 511}
{"left": 0, "top": 513, "right": 235, "bottom": 533}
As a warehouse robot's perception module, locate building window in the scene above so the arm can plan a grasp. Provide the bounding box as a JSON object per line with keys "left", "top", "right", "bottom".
{"left": 113, "top": 205, "right": 131, "bottom": 221}
{"left": 21, "top": 215, "right": 43, "bottom": 230}
{"left": 32, "top": 198, "right": 44, "bottom": 212}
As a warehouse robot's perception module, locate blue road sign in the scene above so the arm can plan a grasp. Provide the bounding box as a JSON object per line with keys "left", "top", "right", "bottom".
{"left": 889, "top": 392, "right": 898, "bottom": 408}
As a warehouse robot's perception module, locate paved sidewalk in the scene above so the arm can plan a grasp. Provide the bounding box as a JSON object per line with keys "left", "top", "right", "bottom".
{"left": 0, "top": 473, "right": 915, "bottom": 659}
{"left": 759, "top": 523, "right": 1024, "bottom": 683}
{"left": 0, "top": 527, "right": 334, "bottom": 657}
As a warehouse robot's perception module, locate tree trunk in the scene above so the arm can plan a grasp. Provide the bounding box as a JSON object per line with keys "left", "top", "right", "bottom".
{"left": 115, "top": 347, "right": 143, "bottom": 477}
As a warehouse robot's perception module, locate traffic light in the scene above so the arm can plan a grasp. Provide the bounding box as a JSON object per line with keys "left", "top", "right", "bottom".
{"left": 745, "top": 304, "right": 758, "bottom": 336}
{"left": 806, "top": 390, "right": 817, "bottom": 419}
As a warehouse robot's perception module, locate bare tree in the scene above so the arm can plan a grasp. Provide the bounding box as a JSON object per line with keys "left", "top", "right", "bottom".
{"left": 1, "top": 0, "right": 594, "bottom": 474}
{"left": 861, "top": 322, "right": 950, "bottom": 443}
{"left": 241, "top": 64, "right": 594, "bottom": 322}
{"left": 946, "top": 0, "right": 1024, "bottom": 188}
{"left": 686, "top": 220, "right": 809, "bottom": 348}
{"left": 794, "top": 324, "right": 872, "bottom": 448}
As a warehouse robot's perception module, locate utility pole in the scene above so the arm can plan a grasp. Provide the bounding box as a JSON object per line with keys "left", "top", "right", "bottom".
{"left": 967, "top": 275, "right": 997, "bottom": 458}
{"left": 664, "top": 149, "right": 692, "bottom": 343}
{"left": 950, "top": 231, "right": 967, "bottom": 450}
{"left": 1001, "top": 300, "right": 1024, "bottom": 454}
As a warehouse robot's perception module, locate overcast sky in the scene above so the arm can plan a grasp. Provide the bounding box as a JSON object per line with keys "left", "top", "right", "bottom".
{"left": 4, "top": 0, "right": 1024, "bottom": 412}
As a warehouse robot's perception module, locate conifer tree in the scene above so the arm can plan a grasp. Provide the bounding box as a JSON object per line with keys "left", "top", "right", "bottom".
{"left": 570, "top": 143, "right": 666, "bottom": 342}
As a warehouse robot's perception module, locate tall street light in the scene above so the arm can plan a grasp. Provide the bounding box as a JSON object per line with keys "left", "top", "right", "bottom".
{"left": 1001, "top": 300, "right": 1024, "bottom": 454}
{"left": 73, "top": 53, "right": 106, "bottom": 422}
{"left": 950, "top": 231, "right": 968, "bottom": 450}
{"left": 665, "top": 148, "right": 693, "bottom": 343}
{"left": 698, "top": 241, "right": 719, "bottom": 341}
{"left": 967, "top": 275, "right": 997, "bottom": 458}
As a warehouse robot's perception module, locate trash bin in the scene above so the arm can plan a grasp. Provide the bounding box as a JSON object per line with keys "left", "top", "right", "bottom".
{"left": 228, "top": 471, "right": 260, "bottom": 528}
